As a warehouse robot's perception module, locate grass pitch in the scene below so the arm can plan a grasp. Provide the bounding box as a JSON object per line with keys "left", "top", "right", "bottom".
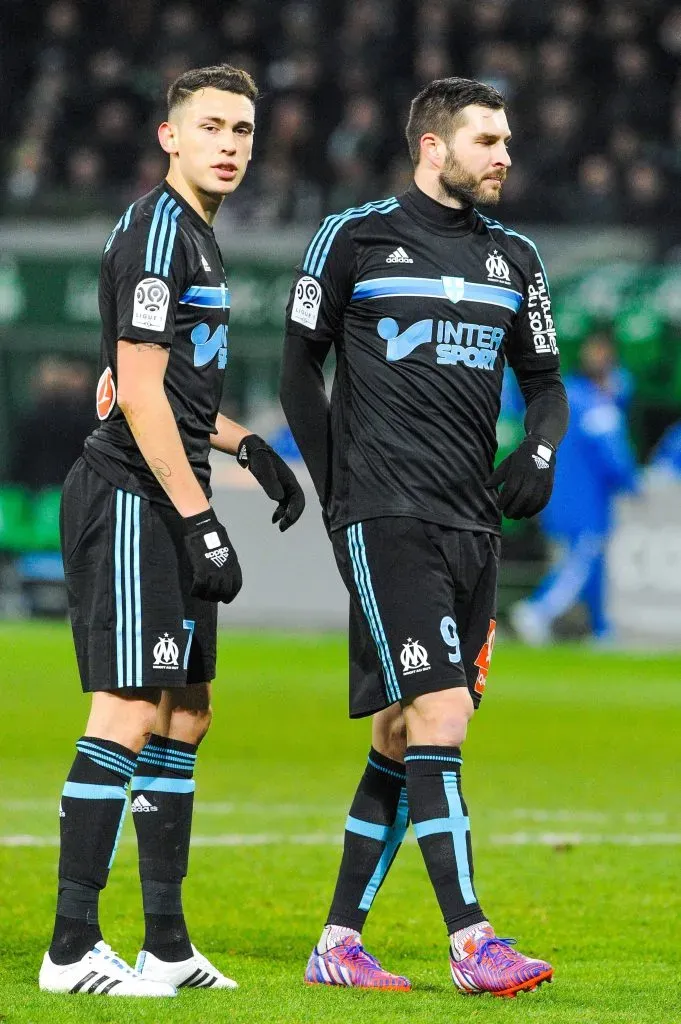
{"left": 0, "top": 623, "right": 679, "bottom": 1023}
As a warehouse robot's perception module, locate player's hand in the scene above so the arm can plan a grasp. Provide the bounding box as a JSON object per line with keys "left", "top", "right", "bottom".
{"left": 236, "top": 434, "right": 305, "bottom": 531}
{"left": 486, "top": 436, "right": 556, "bottom": 519}
{"left": 183, "top": 509, "right": 242, "bottom": 604}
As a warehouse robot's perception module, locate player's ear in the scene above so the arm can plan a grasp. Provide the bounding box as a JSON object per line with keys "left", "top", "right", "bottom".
{"left": 158, "top": 121, "right": 179, "bottom": 155}
{"left": 420, "top": 133, "right": 445, "bottom": 169}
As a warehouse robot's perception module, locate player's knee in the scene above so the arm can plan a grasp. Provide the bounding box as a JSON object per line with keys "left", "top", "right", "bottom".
{"left": 86, "top": 691, "right": 161, "bottom": 752}
{"left": 372, "top": 705, "right": 407, "bottom": 762}
{"left": 171, "top": 704, "right": 213, "bottom": 745}
{"left": 403, "top": 687, "right": 474, "bottom": 748}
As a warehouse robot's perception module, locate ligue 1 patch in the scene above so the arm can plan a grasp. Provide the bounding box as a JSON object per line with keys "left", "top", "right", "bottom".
{"left": 132, "top": 277, "right": 170, "bottom": 332}
{"left": 291, "top": 275, "right": 322, "bottom": 330}
{"left": 96, "top": 366, "right": 116, "bottom": 420}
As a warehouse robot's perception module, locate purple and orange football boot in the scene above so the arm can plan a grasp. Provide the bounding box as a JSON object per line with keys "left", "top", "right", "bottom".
{"left": 449, "top": 925, "right": 553, "bottom": 998}
{"left": 305, "top": 936, "right": 411, "bottom": 991}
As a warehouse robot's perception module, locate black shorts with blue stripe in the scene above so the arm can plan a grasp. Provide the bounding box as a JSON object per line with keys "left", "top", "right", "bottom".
{"left": 331, "top": 518, "right": 499, "bottom": 719}
{"left": 60, "top": 457, "right": 217, "bottom": 692}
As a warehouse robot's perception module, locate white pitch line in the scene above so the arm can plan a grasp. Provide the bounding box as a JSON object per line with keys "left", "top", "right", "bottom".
{"left": 3, "top": 832, "right": 681, "bottom": 848}
{"left": 1, "top": 801, "right": 674, "bottom": 825}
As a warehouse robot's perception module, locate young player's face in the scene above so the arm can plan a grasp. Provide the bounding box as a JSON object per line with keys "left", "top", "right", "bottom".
{"left": 163, "top": 87, "right": 255, "bottom": 198}
{"left": 440, "top": 105, "right": 511, "bottom": 206}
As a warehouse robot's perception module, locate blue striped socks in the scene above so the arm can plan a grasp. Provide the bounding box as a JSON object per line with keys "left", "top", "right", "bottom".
{"left": 405, "top": 746, "right": 486, "bottom": 934}
{"left": 326, "top": 748, "right": 408, "bottom": 932}
{"left": 50, "top": 737, "right": 137, "bottom": 965}
{"left": 132, "top": 735, "right": 198, "bottom": 961}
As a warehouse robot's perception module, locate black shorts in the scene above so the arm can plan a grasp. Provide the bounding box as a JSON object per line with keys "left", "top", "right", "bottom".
{"left": 61, "top": 458, "right": 217, "bottom": 692}
{"left": 332, "top": 518, "right": 499, "bottom": 719}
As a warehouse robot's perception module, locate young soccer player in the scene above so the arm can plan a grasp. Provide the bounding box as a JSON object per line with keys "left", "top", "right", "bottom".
{"left": 40, "top": 64, "right": 304, "bottom": 997}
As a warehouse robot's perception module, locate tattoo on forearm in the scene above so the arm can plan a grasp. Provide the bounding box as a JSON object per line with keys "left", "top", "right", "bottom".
{"left": 135, "top": 343, "right": 165, "bottom": 352}
{"left": 151, "top": 459, "right": 172, "bottom": 482}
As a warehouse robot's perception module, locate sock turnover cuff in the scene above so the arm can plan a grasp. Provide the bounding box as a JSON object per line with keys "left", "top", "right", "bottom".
{"left": 367, "top": 747, "right": 406, "bottom": 781}
{"left": 404, "top": 745, "right": 463, "bottom": 774}
{"left": 136, "top": 735, "right": 198, "bottom": 776}
{"left": 75, "top": 737, "right": 138, "bottom": 782}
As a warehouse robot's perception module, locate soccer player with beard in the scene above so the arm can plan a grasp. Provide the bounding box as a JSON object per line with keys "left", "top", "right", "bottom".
{"left": 39, "top": 65, "right": 304, "bottom": 998}
{"left": 281, "top": 78, "right": 568, "bottom": 996}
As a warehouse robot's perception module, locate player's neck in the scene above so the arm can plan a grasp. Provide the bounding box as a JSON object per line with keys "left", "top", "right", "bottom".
{"left": 164, "top": 168, "right": 223, "bottom": 226}
{"left": 412, "top": 171, "right": 466, "bottom": 210}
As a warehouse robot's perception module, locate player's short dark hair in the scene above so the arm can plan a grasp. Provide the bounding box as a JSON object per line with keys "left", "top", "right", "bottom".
{"left": 167, "top": 64, "right": 258, "bottom": 116}
{"left": 405, "top": 77, "right": 505, "bottom": 165}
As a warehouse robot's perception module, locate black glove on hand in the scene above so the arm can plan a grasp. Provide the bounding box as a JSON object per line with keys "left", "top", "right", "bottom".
{"left": 183, "top": 509, "right": 242, "bottom": 604}
{"left": 486, "top": 436, "right": 556, "bottom": 520}
{"left": 236, "top": 434, "right": 305, "bottom": 531}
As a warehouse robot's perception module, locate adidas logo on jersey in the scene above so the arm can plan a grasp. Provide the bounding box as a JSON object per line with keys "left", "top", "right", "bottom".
{"left": 132, "top": 795, "right": 158, "bottom": 813}
{"left": 386, "top": 247, "right": 413, "bottom": 263}
{"left": 200, "top": 254, "right": 211, "bottom": 272}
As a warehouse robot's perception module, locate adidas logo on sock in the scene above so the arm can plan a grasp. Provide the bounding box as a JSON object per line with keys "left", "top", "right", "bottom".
{"left": 59, "top": 802, "right": 65, "bottom": 818}
{"left": 386, "top": 247, "right": 413, "bottom": 263}
{"left": 132, "top": 795, "right": 158, "bottom": 813}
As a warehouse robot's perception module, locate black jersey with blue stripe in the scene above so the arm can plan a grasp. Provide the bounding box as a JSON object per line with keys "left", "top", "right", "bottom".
{"left": 84, "top": 181, "right": 230, "bottom": 503}
{"left": 285, "top": 183, "right": 561, "bottom": 532}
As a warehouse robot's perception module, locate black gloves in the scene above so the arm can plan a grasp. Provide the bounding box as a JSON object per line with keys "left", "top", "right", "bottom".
{"left": 183, "top": 509, "right": 242, "bottom": 604}
{"left": 486, "top": 436, "right": 556, "bottom": 520}
{"left": 237, "top": 434, "right": 305, "bottom": 531}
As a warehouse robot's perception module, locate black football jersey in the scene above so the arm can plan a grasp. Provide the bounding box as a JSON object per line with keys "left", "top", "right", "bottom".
{"left": 84, "top": 181, "right": 230, "bottom": 502}
{"left": 285, "top": 183, "right": 561, "bottom": 533}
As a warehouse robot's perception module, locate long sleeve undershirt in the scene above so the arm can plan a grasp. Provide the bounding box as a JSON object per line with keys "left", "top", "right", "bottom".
{"left": 280, "top": 335, "right": 570, "bottom": 504}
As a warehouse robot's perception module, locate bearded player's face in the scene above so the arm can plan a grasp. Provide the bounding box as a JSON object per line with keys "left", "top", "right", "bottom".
{"left": 439, "top": 104, "right": 512, "bottom": 206}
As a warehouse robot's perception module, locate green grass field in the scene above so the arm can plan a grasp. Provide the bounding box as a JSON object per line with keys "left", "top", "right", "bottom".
{"left": 0, "top": 623, "right": 679, "bottom": 1023}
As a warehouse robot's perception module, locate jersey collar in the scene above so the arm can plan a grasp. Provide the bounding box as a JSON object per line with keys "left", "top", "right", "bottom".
{"left": 162, "top": 180, "right": 216, "bottom": 233}
{"left": 400, "top": 182, "right": 477, "bottom": 236}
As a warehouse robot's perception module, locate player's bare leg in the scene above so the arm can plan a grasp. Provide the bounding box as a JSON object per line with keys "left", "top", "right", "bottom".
{"left": 403, "top": 688, "right": 553, "bottom": 997}
{"left": 306, "top": 702, "right": 411, "bottom": 990}
{"left": 132, "top": 684, "right": 237, "bottom": 990}
{"left": 41, "top": 691, "right": 175, "bottom": 996}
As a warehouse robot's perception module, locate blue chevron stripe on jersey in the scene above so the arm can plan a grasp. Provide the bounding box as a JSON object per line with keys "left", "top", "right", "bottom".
{"left": 303, "top": 198, "right": 400, "bottom": 279}
{"left": 352, "top": 276, "right": 523, "bottom": 312}
{"left": 180, "top": 285, "right": 231, "bottom": 307}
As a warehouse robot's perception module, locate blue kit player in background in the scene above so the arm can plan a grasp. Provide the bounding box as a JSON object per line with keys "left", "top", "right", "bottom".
{"left": 39, "top": 65, "right": 304, "bottom": 998}
{"left": 511, "top": 333, "right": 638, "bottom": 644}
{"left": 281, "top": 78, "right": 569, "bottom": 997}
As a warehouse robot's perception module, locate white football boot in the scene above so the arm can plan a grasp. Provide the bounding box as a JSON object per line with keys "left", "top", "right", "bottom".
{"left": 135, "top": 944, "right": 238, "bottom": 989}
{"left": 39, "top": 940, "right": 176, "bottom": 996}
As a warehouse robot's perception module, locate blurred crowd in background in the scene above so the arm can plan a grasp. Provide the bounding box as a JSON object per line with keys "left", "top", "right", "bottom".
{"left": 2, "top": 0, "right": 681, "bottom": 639}
{"left": 3, "top": 0, "right": 681, "bottom": 233}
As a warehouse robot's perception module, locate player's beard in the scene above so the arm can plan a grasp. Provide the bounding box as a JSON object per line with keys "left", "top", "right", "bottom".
{"left": 438, "top": 151, "right": 505, "bottom": 206}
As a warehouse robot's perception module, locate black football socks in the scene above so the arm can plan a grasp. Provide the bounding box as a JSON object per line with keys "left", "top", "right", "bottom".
{"left": 132, "top": 735, "right": 198, "bottom": 961}
{"left": 49, "top": 737, "right": 137, "bottom": 965}
{"left": 405, "top": 746, "right": 486, "bottom": 934}
{"left": 326, "top": 748, "right": 409, "bottom": 933}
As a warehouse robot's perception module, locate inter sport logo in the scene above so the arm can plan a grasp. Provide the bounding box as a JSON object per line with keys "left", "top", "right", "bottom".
{"left": 191, "top": 322, "right": 228, "bottom": 369}
{"left": 377, "top": 317, "right": 504, "bottom": 369}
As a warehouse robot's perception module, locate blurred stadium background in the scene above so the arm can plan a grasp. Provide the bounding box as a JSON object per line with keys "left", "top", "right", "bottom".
{"left": 2, "top": 0, "right": 681, "bottom": 637}
{"left": 0, "top": 2, "right": 680, "bottom": 1020}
